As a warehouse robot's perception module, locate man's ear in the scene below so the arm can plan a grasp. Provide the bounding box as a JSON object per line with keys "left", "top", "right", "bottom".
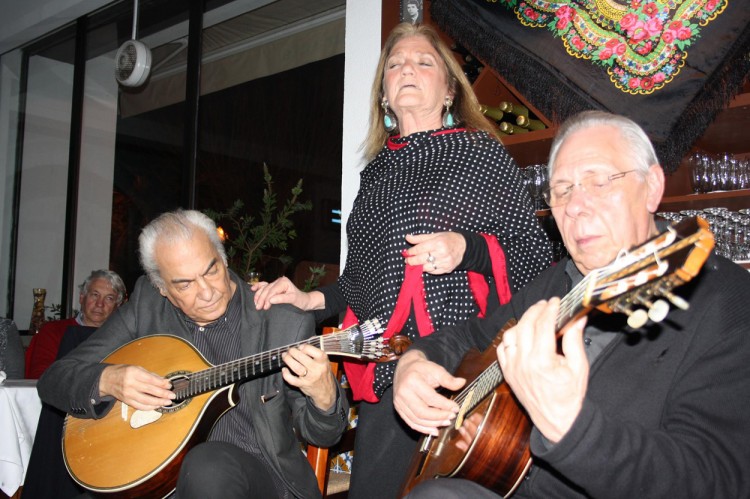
{"left": 645, "top": 163, "right": 665, "bottom": 213}
{"left": 158, "top": 287, "right": 167, "bottom": 297}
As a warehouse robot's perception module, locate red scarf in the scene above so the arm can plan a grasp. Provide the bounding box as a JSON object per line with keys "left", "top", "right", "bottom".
{"left": 343, "top": 233, "right": 512, "bottom": 402}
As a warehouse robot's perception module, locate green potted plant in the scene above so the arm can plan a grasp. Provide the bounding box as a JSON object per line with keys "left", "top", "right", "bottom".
{"left": 204, "top": 163, "right": 324, "bottom": 289}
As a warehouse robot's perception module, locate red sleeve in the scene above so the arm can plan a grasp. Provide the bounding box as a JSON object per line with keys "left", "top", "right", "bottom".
{"left": 467, "top": 233, "right": 512, "bottom": 317}
{"left": 25, "top": 321, "right": 69, "bottom": 379}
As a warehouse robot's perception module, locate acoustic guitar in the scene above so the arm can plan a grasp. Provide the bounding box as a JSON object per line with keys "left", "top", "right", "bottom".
{"left": 63, "top": 318, "right": 386, "bottom": 498}
{"left": 401, "top": 216, "right": 715, "bottom": 497}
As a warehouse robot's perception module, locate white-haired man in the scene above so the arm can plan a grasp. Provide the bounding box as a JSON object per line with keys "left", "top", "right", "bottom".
{"left": 39, "top": 209, "right": 348, "bottom": 499}
{"left": 25, "top": 269, "right": 126, "bottom": 378}
{"left": 393, "top": 111, "right": 750, "bottom": 498}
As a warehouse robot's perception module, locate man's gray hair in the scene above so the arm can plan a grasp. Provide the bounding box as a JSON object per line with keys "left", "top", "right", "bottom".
{"left": 79, "top": 269, "right": 127, "bottom": 305}
{"left": 548, "top": 110, "right": 660, "bottom": 177}
{"left": 138, "top": 209, "right": 227, "bottom": 289}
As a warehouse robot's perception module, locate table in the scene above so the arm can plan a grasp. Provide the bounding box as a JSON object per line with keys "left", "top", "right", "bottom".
{"left": 0, "top": 380, "right": 41, "bottom": 497}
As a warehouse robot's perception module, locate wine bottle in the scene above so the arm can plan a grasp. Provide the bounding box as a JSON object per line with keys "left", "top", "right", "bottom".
{"left": 453, "top": 43, "right": 484, "bottom": 69}
{"left": 499, "top": 122, "right": 530, "bottom": 135}
{"left": 480, "top": 104, "right": 504, "bottom": 122}
{"left": 451, "top": 43, "right": 472, "bottom": 61}
{"left": 499, "top": 101, "right": 530, "bottom": 118}
{"left": 515, "top": 115, "right": 546, "bottom": 131}
{"left": 462, "top": 64, "right": 482, "bottom": 84}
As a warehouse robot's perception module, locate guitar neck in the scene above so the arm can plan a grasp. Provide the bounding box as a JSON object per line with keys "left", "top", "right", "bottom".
{"left": 171, "top": 318, "right": 384, "bottom": 401}
{"left": 171, "top": 336, "right": 323, "bottom": 400}
{"left": 457, "top": 217, "right": 712, "bottom": 420}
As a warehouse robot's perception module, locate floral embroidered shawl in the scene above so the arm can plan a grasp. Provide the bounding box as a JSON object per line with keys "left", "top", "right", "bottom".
{"left": 431, "top": 0, "right": 750, "bottom": 171}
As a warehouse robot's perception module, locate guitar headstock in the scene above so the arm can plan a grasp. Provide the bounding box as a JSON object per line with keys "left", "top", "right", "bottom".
{"left": 334, "top": 318, "right": 412, "bottom": 362}
{"left": 357, "top": 318, "right": 384, "bottom": 341}
{"left": 329, "top": 318, "right": 386, "bottom": 360}
{"left": 573, "top": 216, "right": 714, "bottom": 328}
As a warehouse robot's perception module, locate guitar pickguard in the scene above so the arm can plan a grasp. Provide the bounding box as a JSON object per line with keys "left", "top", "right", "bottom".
{"left": 130, "top": 409, "right": 163, "bottom": 429}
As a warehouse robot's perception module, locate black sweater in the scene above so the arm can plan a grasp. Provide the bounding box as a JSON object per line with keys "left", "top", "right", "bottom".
{"left": 414, "top": 253, "right": 750, "bottom": 498}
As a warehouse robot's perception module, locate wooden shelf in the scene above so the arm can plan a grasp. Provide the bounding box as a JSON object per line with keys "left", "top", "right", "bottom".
{"left": 470, "top": 68, "right": 558, "bottom": 166}
{"left": 659, "top": 189, "right": 750, "bottom": 212}
{"left": 693, "top": 81, "right": 750, "bottom": 154}
{"left": 501, "top": 127, "right": 557, "bottom": 167}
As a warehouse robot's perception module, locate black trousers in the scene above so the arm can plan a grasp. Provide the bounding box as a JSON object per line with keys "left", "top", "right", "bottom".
{"left": 175, "top": 442, "right": 279, "bottom": 499}
{"left": 348, "top": 387, "right": 421, "bottom": 499}
{"left": 406, "top": 478, "right": 503, "bottom": 498}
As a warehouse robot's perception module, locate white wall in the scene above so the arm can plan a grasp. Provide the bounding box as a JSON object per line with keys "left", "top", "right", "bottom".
{"left": 341, "top": 1, "right": 381, "bottom": 269}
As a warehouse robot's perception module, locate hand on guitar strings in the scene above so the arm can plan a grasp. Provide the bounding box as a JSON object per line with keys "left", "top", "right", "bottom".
{"left": 252, "top": 276, "right": 324, "bottom": 312}
{"left": 393, "top": 350, "right": 465, "bottom": 436}
{"left": 497, "top": 298, "right": 589, "bottom": 443}
{"left": 403, "top": 231, "right": 466, "bottom": 275}
{"left": 99, "top": 364, "right": 175, "bottom": 411}
{"left": 282, "top": 344, "right": 338, "bottom": 412}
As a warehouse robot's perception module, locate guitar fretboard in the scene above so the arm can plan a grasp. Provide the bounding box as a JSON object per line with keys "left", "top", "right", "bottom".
{"left": 171, "top": 318, "right": 384, "bottom": 401}
{"left": 452, "top": 218, "right": 709, "bottom": 420}
{"left": 172, "top": 336, "right": 323, "bottom": 400}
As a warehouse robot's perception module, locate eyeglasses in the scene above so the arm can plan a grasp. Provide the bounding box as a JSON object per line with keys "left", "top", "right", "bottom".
{"left": 542, "top": 170, "right": 639, "bottom": 207}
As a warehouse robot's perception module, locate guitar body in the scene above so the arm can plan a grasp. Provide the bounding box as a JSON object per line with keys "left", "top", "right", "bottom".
{"left": 61, "top": 319, "right": 387, "bottom": 498}
{"left": 401, "top": 327, "right": 532, "bottom": 497}
{"left": 63, "top": 335, "right": 237, "bottom": 498}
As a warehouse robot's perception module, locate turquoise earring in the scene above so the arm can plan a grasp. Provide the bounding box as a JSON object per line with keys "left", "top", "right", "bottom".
{"left": 442, "top": 97, "right": 455, "bottom": 128}
{"left": 382, "top": 98, "right": 398, "bottom": 133}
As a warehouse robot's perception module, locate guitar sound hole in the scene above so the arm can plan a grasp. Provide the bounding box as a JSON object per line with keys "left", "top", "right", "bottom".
{"left": 163, "top": 373, "right": 193, "bottom": 411}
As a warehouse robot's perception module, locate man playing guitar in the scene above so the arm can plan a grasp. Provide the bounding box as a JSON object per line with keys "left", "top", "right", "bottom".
{"left": 393, "top": 111, "right": 750, "bottom": 498}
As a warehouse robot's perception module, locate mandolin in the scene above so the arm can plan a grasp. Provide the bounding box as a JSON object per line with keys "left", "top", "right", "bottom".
{"left": 400, "top": 216, "right": 715, "bottom": 497}
{"left": 63, "top": 319, "right": 387, "bottom": 498}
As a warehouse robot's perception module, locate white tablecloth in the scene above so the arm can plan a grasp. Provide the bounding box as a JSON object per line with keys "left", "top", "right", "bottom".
{"left": 0, "top": 379, "right": 42, "bottom": 496}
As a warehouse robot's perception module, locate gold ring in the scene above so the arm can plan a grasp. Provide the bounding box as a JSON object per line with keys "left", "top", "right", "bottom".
{"left": 302, "top": 368, "right": 308, "bottom": 377}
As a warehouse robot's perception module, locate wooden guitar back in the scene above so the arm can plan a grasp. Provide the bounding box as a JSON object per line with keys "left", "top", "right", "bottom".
{"left": 401, "top": 324, "right": 532, "bottom": 497}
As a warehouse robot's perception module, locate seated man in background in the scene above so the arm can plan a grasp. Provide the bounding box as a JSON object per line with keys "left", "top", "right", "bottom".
{"left": 38, "top": 209, "right": 348, "bottom": 499}
{"left": 25, "top": 269, "right": 126, "bottom": 378}
{"left": 393, "top": 111, "right": 750, "bottom": 498}
{"left": 0, "top": 317, "right": 24, "bottom": 378}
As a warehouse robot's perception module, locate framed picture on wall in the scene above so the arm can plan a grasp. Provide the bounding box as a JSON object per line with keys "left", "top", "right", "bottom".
{"left": 400, "top": 0, "right": 423, "bottom": 25}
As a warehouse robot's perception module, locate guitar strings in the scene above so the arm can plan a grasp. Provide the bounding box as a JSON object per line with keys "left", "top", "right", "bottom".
{"left": 175, "top": 336, "right": 343, "bottom": 398}
{"left": 450, "top": 268, "right": 602, "bottom": 412}
{"left": 449, "top": 224, "right": 700, "bottom": 422}
{"left": 176, "top": 319, "right": 383, "bottom": 398}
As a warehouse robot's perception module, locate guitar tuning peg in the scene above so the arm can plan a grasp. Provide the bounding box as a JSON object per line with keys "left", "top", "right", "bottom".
{"left": 655, "top": 284, "right": 690, "bottom": 311}
{"left": 646, "top": 299, "right": 670, "bottom": 323}
{"left": 612, "top": 301, "right": 649, "bottom": 329}
{"left": 625, "top": 308, "right": 649, "bottom": 329}
{"left": 663, "top": 291, "right": 689, "bottom": 311}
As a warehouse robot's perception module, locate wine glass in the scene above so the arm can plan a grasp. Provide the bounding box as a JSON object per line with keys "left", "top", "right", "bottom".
{"left": 687, "top": 152, "right": 705, "bottom": 194}
{"left": 527, "top": 164, "right": 548, "bottom": 210}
